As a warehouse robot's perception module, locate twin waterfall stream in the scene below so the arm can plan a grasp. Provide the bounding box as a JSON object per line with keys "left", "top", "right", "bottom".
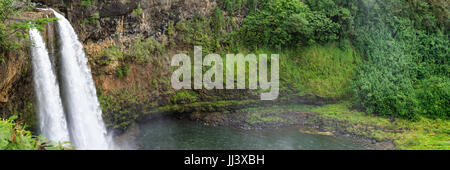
{"left": 29, "top": 9, "right": 114, "bottom": 150}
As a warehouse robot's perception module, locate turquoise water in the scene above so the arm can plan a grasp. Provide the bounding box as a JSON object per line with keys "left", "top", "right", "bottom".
{"left": 137, "top": 118, "right": 368, "bottom": 150}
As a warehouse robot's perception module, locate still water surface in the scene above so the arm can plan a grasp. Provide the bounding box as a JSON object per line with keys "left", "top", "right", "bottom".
{"left": 137, "top": 118, "right": 367, "bottom": 150}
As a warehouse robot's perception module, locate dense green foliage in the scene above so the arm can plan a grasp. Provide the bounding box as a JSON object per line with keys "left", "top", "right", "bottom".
{"left": 0, "top": 116, "right": 37, "bottom": 149}
{"left": 349, "top": 0, "right": 449, "bottom": 119}
{"left": 1, "top": 0, "right": 447, "bottom": 149}
{"left": 115, "top": 64, "right": 130, "bottom": 78}
{"left": 415, "top": 76, "right": 450, "bottom": 118}
{"left": 0, "top": 116, "right": 70, "bottom": 150}
{"left": 127, "top": 35, "right": 164, "bottom": 64}
{"left": 166, "top": 0, "right": 449, "bottom": 120}
{"left": 232, "top": 0, "right": 449, "bottom": 119}
{"left": 239, "top": 0, "right": 345, "bottom": 49}
{"left": 98, "top": 87, "right": 145, "bottom": 131}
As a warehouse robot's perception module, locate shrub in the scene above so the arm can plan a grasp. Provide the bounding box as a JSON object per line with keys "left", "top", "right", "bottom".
{"left": 115, "top": 64, "right": 130, "bottom": 78}
{"left": 99, "top": 45, "right": 123, "bottom": 65}
{"left": 352, "top": 26, "right": 420, "bottom": 119}
{"left": 239, "top": 0, "right": 340, "bottom": 50}
{"left": 81, "top": 0, "right": 93, "bottom": 7}
{"left": 415, "top": 76, "right": 450, "bottom": 119}
{"left": 98, "top": 88, "right": 143, "bottom": 131}
{"left": 212, "top": 7, "right": 225, "bottom": 34}
{"left": 134, "top": 3, "right": 142, "bottom": 16}
{"left": 351, "top": 0, "right": 449, "bottom": 119}
{"left": 89, "top": 12, "right": 100, "bottom": 25}
{"left": 174, "top": 17, "right": 219, "bottom": 53}
{"left": 127, "top": 35, "right": 163, "bottom": 64}
{"left": 0, "top": 116, "right": 70, "bottom": 150}
{"left": 0, "top": 116, "right": 37, "bottom": 150}
{"left": 286, "top": 11, "right": 339, "bottom": 46}
{"left": 223, "top": 0, "right": 248, "bottom": 14}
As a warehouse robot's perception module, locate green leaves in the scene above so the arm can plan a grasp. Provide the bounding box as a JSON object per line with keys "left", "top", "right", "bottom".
{"left": 351, "top": 0, "right": 449, "bottom": 120}
{"left": 239, "top": 0, "right": 341, "bottom": 50}
{"left": 0, "top": 1, "right": 56, "bottom": 58}
{"left": 12, "top": 17, "right": 57, "bottom": 30}
{"left": 81, "top": 0, "right": 93, "bottom": 7}
{"left": 127, "top": 35, "right": 164, "bottom": 64}
{"left": 415, "top": 76, "right": 450, "bottom": 119}
{"left": 0, "top": 116, "right": 70, "bottom": 150}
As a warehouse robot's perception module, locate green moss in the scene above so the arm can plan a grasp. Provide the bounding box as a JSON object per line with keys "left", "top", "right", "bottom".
{"left": 170, "top": 90, "right": 199, "bottom": 103}
{"left": 247, "top": 113, "right": 284, "bottom": 125}
{"left": 147, "top": 99, "right": 258, "bottom": 114}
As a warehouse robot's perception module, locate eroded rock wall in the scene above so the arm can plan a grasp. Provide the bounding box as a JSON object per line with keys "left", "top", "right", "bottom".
{"left": 36, "top": 0, "right": 219, "bottom": 42}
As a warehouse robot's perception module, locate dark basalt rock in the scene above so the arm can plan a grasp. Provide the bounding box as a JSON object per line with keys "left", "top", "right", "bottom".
{"left": 99, "top": 1, "right": 137, "bottom": 18}
{"left": 34, "top": 0, "right": 219, "bottom": 43}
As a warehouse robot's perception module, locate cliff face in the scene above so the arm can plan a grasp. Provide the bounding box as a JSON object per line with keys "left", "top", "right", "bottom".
{"left": 33, "top": 0, "right": 222, "bottom": 92}
{"left": 0, "top": 10, "right": 55, "bottom": 130}
{"left": 1, "top": 1, "right": 253, "bottom": 132}
{"left": 0, "top": 51, "right": 26, "bottom": 103}
{"left": 36, "top": 0, "right": 219, "bottom": 43}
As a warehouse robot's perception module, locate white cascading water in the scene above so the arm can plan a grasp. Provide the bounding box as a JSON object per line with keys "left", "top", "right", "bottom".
{"left": 52, "top": 10, "right": 113, "bottom": 149}
{"left": 30, "top": 28, "right": 71, "bottom": 143}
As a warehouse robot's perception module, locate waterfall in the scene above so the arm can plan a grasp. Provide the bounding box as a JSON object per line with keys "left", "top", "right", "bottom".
{"left": 52, "top": 10, "right": 113, "bottom": 150}
{"left": 30, "top": 28, "right": 70, "bottom": 143}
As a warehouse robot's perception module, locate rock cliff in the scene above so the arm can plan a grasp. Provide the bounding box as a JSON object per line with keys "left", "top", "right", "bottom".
{"left": 0, "top": 9, "right": 55, "bottom": 130}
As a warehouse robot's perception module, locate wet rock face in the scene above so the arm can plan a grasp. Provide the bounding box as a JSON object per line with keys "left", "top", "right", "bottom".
{"left": 35, "top": 0, "right": 218, "bottom": 43}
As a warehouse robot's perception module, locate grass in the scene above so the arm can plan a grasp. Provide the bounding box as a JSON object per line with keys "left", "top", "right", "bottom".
{"left": 279, "top": 42, "right": 361, "bottom": 99}
{"left": 247, "top": 112, "right": 285, "bottom": 125}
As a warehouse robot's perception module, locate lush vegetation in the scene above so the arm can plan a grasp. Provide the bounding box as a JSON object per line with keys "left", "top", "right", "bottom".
{"left": 0, "top": 0, "right": 447, "bottom": 150}
{"left": 348, "top": 0, "right": 448, "bottom": 120}
{"left": 193, "top": 0, "right": 449, "bottom": 120}
{"left": 0, "top": 0, "right": 66, "bottom": 150}
{"left": 279, "top": 42, "right": 361, "bottom": 98}
{"left": 239, "top": 0, "right": 342, "bottom": 50}
{"left": 0, "top": 0, "right": 57, "bottom": 62}
{"left": 0, "top": 116, "right": 71, "bottom": 150}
